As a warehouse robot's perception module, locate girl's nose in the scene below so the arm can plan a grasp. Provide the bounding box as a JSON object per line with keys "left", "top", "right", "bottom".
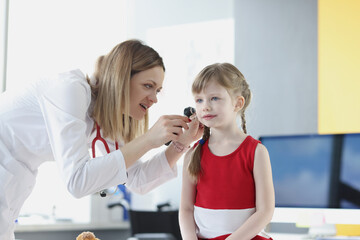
{"left": 202, "top": 101, "right": 211, "bottom": 111}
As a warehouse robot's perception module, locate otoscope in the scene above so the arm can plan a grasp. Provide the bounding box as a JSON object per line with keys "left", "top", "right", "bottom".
{"left": 165, "top": 107, "right": 196, "bottom": 146}
{"left": 183, "top": 106, "right": 196, "bottom": 118}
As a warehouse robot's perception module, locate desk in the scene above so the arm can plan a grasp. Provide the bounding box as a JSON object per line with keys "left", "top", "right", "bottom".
{"left": 270, "top": 233, "right": 360, "bottom": 240}
{"left": 267, "top": 222, "right": 360, "bottom": 240}
{"left": 15, "top": 221, "right": 131, "bottom": 240}
{"left": 270, "top": 233, "right": 310, "bottom": 239}
{"left": 15, "top": 221, "right": 129, "bottom": 232}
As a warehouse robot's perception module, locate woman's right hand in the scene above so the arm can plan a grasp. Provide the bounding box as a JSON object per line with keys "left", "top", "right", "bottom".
{"left": 145, "top": 115, "right": 191, "bottom": 148}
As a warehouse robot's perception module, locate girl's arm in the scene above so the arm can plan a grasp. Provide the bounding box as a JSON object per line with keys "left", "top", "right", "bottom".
{"left": 226, "top": 143, "right": 275, "bottom": 240}
{"left": 179, "top": 148, "right": 199, "bottom": 240}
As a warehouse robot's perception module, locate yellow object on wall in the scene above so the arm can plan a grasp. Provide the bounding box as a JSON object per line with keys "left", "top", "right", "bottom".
{"left": 318, "top": 0, "right": 360, "bottom": 134}
{"left": 336, "top": 224, "right": 360, "bottom": 236}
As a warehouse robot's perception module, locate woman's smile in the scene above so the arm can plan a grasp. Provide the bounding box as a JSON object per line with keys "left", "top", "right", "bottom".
{"left": 140, "top": 103, "right": 150, "bottom": 112}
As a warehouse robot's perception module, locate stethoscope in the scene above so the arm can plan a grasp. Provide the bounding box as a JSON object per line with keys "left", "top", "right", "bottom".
{"left": 91, "top": 122, "right": 120, "bottom": 197}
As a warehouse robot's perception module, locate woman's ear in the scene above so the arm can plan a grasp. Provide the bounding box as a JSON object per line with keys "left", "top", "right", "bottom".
{"left": 234, "top": 96, "right": 245, "bottom": 112}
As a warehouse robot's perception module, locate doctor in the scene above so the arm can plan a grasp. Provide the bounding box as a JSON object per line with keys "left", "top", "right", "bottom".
{"left": 0, "top": 39, "right": 203, "bottom": 240}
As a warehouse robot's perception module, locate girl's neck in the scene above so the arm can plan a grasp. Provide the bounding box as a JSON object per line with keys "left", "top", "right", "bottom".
{"left": 209, "top": 124, "right": 246, "bottom": 144}
{"left": 207, "top": 126, "right": 247, "bottom": 157}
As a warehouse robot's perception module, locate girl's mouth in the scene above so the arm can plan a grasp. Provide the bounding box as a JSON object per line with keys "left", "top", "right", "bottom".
{"left": 202, "top": 114, "right": 216, "bottom": 121}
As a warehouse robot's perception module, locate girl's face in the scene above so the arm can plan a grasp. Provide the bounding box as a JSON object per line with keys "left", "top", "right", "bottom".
{"left": 129, "top": 66, "right": 164, "bottom": 120}
{"left": 193, "top": 79, "right": 241, "bottom": 129}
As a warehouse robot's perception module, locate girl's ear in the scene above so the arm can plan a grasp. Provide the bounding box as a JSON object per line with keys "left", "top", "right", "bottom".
{"left": 234, "top": 96, "right": 245, "bottom": 112}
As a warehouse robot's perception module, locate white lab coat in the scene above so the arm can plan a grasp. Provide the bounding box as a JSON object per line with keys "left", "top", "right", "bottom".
{"left": 0, "top": 69, "right": 177, "bottom": 240}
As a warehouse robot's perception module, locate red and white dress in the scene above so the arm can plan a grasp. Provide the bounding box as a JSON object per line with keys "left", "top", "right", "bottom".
{"left": 194, "top": 136, "right": 272, "bottom": 240}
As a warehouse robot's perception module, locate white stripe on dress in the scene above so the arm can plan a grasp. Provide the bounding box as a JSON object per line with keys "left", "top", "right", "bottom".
{"left": 194, "top": 206, "right": 270, "bottom": 239}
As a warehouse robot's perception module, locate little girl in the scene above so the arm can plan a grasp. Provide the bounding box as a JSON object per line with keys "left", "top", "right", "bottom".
{"left": 179, "top": 63, "right": 274, "bottom": 240}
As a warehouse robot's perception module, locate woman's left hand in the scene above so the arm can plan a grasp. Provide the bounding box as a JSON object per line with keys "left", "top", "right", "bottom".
{"left": 172, "top": 114, "right": 203, "bottom": 152}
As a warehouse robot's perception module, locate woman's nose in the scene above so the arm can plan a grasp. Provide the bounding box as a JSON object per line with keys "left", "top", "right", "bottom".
{"left": 149, "top": 92, "right": 158, "bottom": 104}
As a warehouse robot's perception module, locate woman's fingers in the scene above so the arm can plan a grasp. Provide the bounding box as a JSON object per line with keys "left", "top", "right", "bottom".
{"left": 171, "top": 119, "right": 189, "bottom": 130}
{"left": 159, "top": 115, "right": 190, "bottom": 130}
{"left": 187, "top": 115, "right": 203, "bottom": 139}
{"left": 166, "top": 114, "right": 190, "bottom": 122}
{"left": 169, "top": 126, "right": 184, "bottom": 136}
{"left": 147, "top": 115, "right": 192, "bottom": 146}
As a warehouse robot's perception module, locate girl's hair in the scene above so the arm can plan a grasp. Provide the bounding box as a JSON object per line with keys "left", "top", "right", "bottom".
{"left": 188, "top": 63, "right": 251, "bottom": 179}
{"left": 87, "top": 39, "right": 165, "bottom": 142}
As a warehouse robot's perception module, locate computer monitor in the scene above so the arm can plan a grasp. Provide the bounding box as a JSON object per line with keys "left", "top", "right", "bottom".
{"left": 339, "top": 133, "right": 360, "bottom": 209}
{"left": 261, "top": 134, "right": 334, "bottom": 208}
{"left": 260, "top": 133, "right": 360, "bottom": 227}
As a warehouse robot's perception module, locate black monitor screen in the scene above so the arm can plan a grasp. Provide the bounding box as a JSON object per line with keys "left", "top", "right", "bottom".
{"left": 260, "top": 134, "right": 360, "bottom": 209}
{"left": 339, "top": 134, "right": 360, "bottom": 208}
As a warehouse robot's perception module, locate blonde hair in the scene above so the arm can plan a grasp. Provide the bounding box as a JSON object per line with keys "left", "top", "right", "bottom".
{"left": 87, "top": 39, "right": 165, "bottom": 142}
{"left": 188, "top": 63, "right": 251, "bottom": 179}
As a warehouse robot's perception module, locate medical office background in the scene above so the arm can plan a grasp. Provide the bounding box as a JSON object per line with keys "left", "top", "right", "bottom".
{"left": 1, "top": 0, "right": 360, "bottom": 237}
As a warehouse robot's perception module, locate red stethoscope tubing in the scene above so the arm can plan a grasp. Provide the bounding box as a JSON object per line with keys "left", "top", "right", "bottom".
{"left": 91, "top": 122, "right": 119, "bottom": 158}
{"left": 91, "top": 123, "right": 120, "bottom": 197}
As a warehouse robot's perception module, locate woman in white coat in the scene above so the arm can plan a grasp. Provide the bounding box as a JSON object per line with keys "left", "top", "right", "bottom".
{"left": 0, "top": 39, "right": 202, "bottom": 240}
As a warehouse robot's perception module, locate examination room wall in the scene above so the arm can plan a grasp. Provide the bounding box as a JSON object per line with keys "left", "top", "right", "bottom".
{"left": 4, "top": 0, "right": 130, "bottom": 226}
{"left": 126, "top": 0, "right": 319, "bottom": 210}
{"left": 235, "top": 0, "right": 360, "bottom": 136}
{"left": 2, "top": 0, "right": 360, "bottom": 238}
{"left": 234, "top": 0, "right": 318, "bottom": 137}
{"left": 127, "top": 0, "right": 360, "bottom": 226}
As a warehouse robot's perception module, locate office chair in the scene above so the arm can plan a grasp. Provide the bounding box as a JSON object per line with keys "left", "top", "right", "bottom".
{"left": 108, "top": 200, "right": 181, "bottom": 240}
{"left": 128, "top": 209, "right": 181, "bottom": 240}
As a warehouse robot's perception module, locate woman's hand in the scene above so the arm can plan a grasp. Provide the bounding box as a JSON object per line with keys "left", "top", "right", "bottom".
{"left": 145, "top": 115, "right": 191, "bottom": 148}
{"left": 172, "top": 114, "right": 204, "bottom": 152}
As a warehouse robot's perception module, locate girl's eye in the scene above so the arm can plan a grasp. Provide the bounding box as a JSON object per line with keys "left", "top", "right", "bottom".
{"left": 144, "top": 84, "right": 152, "bottom": 89}
{"left": 156, "top": 89, "right": 162, "bottom": 94}
{"left": 195, "top": 99, "right": 203, "bottom": 103}
{"left": 211, "top": 97, "right": 219, "bottom": 101}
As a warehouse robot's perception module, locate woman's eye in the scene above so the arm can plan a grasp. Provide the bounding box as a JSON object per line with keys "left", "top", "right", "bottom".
{"left": 211, "top": 97, "right": 219, "bottom": 101}
{"left": 144, "top": 84, "right": 152, "bottom": 89}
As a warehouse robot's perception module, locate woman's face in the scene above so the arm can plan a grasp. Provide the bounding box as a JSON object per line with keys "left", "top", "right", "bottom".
{"left": 129, "top": 66, "right": 164, "bottom": 120}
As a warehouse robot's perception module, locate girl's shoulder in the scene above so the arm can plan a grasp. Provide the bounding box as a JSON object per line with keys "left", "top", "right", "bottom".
{"left": 244, "top": 135, "right": 261, "bottom": 144}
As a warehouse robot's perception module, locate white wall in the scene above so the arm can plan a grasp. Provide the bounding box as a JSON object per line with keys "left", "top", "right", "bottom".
{"left": 126, "top": 0, "right": 233, "bottom": 40}
{"left": 7, "top": 0, "right": 129, "bottom": 224}
{"left": 0, "top": 0, "right": 9, "bottom": 93}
